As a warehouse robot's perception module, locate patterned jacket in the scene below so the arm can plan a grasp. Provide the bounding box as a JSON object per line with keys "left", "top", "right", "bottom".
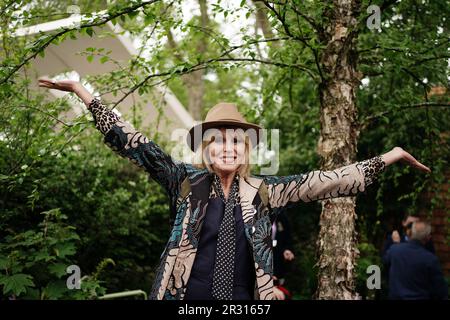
{"left": 88, "top": 98, "right": 385, "bottom": 300}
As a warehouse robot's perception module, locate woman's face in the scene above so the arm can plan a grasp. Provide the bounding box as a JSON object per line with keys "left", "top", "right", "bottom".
{"left": 205, "top": 127, "right": 246, "bottom": 175}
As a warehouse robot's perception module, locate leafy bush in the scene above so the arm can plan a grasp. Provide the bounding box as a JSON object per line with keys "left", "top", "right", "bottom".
{"left": 0, "top": 208, "right": 107, "bottom": 299}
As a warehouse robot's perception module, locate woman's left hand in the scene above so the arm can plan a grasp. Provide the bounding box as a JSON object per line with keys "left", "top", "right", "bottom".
{"left": 382, "top": 147, "right": 431, "bottom": 173}
{"left": 272, "top": 286, "right": 286, "bottom": 300}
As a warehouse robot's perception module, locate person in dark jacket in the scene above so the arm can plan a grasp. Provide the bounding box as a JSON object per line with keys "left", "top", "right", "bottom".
{"left": 272, "top": 211, "right": 295, "bottom": 300}
{"left": 383, "top": 221, "right": 448, "bottom": 300}
{"left": 382, "top": 214, "right": 435, "bottom": 256}
{"left": 273, "top": 212, "right": 295, "bottom": 280}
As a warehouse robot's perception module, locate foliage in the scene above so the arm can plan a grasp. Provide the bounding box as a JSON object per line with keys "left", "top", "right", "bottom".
{"left": 355, "top": 234, "right": 382, "bottom": 300}
{"left": 0, "top": 208, "right": 105, "bottom": 299}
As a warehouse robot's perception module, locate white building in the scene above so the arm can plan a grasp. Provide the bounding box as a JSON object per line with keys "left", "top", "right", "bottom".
{"left": 14, "top": 14, "right": 195, "bottom": 160}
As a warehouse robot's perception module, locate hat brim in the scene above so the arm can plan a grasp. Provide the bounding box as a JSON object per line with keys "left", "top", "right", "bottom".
{"left": 187, "top": 120, "right": 262, "bottom": 152}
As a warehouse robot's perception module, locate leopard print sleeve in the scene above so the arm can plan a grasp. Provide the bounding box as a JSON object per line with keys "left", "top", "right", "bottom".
{"left": 265, "top": 156, "right": 386, "bottom": 210}
{"left": 88, "top": 97, "right": 120, "bottom": 134}
{"left": 359, "top": 155, "right": 385, "bottom": 187}
{"left": 87, "top": 98, "right": 186, "bottom": 197}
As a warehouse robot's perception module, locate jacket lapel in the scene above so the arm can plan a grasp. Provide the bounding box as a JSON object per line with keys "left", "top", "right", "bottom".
{"left": 239, "top": 175, "right": 264, "bottom": 224}
{"left": 187, "top": 171, "right": 212, "bottom": 243}
{"left": 188, "top": 173, "right": 265, "bottom": 223}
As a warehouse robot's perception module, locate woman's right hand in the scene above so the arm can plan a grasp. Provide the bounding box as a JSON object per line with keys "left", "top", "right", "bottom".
{"left": 38, "top": 77, "right": 94, "bottom": 106}
{"left": 38, "top": 77, "right": 79, "bottom": 93}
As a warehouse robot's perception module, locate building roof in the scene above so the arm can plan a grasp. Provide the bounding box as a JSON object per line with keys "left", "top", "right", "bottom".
{"left": 14, "top": 14, "right": 195, "bottom": 152}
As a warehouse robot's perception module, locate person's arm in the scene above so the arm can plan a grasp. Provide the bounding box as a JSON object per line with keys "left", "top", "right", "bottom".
{"left": 38, "top": 79, "right": 186, "bottom": 195}
{"left": 265, "top": 148, "right": 430, "bottom": 210}
{"left": 382, "top": 245, "right": 392, "bottom": 267}
{"left": 382, "top": 234, "right": 394, "bottom": 256}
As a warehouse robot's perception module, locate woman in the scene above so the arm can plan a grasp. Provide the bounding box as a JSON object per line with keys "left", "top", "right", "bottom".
{"left": 38, "top": 78, "right": 430, "bottom": 300}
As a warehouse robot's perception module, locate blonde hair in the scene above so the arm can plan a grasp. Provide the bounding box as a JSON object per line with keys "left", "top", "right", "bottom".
{"left": 193, "top": 128, "right": 252, "bottom": 178}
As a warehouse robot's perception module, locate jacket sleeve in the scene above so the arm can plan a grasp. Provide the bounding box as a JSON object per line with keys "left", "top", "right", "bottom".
{"left": 265, "top": 156, "right": 385, "bottom": 210}
{"left": 382, "top": 234, "right": 394, "bottom": 257}
{"left": 88, "top": 97, "right": 186, "bottom": 196}
{"left": 428, "top": 256, "right": 449, "bottom": 300}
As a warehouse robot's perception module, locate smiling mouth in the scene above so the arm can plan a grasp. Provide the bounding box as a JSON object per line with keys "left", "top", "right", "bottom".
{"left": 221, "top": 156, "right": 237, "bottom": 163}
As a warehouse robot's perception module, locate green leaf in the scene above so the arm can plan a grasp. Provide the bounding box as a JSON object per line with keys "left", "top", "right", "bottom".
{"left": 127, "top": 11, "right": 138, "bottom": 20}
{"left": 54, "top": 243, "right": 76, "bottom": 258}
{"left": 86, "top": 27, "right": 94, "bottom": 37}
{"left": 0, "top": 257, "right": 9, "bottom": 270}
{"left": 100, "top": 56, "right": 109, "bottom": 64}
{"left": 0, "top": 274, "right": 35, "bottom": 296}
{"left": 34, "top": 249, "right": 54, "bottom": 262}
{"left": 144, "top": 14, "right": 155, "bottom": 25}
{"left": 48, "top": 263, "right": 69, "bottom": 278}
{"left": 87, "top": 55, "right": 94, "bottom": 63}
{"left": 43, "top": 281, "right": 67, "bottom": 299}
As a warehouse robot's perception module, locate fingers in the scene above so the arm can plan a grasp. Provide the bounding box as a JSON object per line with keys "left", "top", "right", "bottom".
{"left": 38, "top": 81, "right": 53, "bottom": 88}
{"left": 401, "top": 150, "right": 431, "bottom": 173}
{"left": 38, "top": 78, "right": 56, "bottom": 89}
{"left": 408, "top": 156, "right": 431, "bottom": 173}
{"left": 38, "top": 80, "right": 54, "bottom": 85}
{"left": 414, "top": 161, "right": 431, "bottom": 173}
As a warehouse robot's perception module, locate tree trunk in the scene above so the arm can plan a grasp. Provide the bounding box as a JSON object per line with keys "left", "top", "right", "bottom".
{"left": 252, "top": 0, "right": 276, "bottom": 40}
{"left": 185, "top": 0, "right": 208, "bottom": 121}
{"left": 164, "top": 0, "right": 208, "bottom": 121}
{"left": 316, "top": 0, "right": 362, "bottom": 300}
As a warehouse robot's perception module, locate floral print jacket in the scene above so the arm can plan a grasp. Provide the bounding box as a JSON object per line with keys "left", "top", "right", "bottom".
{"left": 88, "top": 98, "right": 385, "bottom": 300}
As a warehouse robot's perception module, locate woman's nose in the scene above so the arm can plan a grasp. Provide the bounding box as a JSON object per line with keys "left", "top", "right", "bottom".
{"left": 223, "top": 139, "right": 235, "bottom": 152}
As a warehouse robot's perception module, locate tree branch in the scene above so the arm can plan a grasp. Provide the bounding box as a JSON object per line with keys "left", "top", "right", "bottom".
{"left": 108, "top": 45, "right": 316, "bottom": 109}
{"left": 257, "top": 0, "right": 310, "bottom": 42}
{"left": 401, "top": 67, "right": 429, "bottom": 101}
{"left": 360, "top": 102, "right": 450, "bottom": 130}
{"left": 288, "top": 1, "right": 324, "bottom": 35}
{"left": 0, "top": 0, "right": 162, "bottom": 85}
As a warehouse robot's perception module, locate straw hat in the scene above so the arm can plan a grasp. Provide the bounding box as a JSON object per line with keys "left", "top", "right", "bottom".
{"left": 187, "top": 102, "right": 262, "bottom": 151}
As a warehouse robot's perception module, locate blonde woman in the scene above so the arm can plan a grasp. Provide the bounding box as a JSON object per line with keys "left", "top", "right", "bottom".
{"left": 39, "top": 78, "right": 431, "bottom": 300}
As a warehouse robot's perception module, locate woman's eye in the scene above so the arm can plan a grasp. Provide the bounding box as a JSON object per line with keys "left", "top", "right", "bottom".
{"left": 210, "top": 136, "right": 223, "bottom": 144}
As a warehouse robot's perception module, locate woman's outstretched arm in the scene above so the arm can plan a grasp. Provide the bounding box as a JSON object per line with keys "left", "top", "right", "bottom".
{"left": 264, "top": 147, "right": 430, "bottom": 210}
{"left": 38, "top": 78, "right": 186, "bottom": 196}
